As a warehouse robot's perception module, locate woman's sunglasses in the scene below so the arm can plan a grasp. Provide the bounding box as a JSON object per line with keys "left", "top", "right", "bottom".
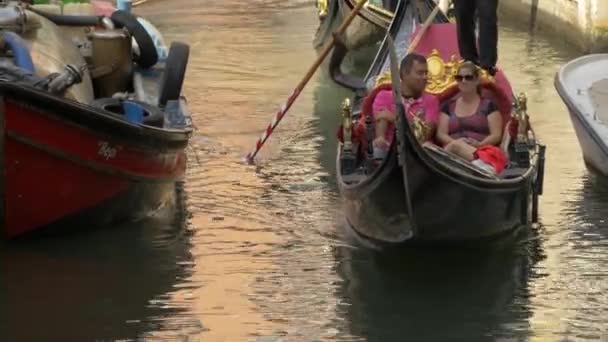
{"left": 455, "top": 74, "right": 476, "bottom": 82}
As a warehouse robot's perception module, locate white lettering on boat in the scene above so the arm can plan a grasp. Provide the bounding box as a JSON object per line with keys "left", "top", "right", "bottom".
{"left": 97, "top": 141, "right": 121, "bottom": 160}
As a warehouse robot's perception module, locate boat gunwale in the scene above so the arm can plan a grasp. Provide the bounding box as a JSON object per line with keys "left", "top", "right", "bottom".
{"left": 0, "top": 82, "right": 193, "bottom": 152}
{"left": 343, "top": 0, "right": 394, "bottom": 27}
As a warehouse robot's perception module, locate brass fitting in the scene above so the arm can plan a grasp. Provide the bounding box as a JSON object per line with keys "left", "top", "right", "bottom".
{"left": 317, "top": 0, "right": 328, "bottom": 20}
{"left": 342, "top": 97, "right": 352, "bottom": 150}
{"left": 515, "top": 92, "right": 529, "bottom": 143}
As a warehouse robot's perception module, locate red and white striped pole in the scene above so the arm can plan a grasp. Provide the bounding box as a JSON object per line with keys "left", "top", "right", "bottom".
{"left": 245, "top": 0, "right": 369, "bottom": 163}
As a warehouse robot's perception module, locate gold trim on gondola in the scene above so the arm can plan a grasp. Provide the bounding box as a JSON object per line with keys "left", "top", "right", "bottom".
{"left": 317, "top": 0, "right": 328, "bottom": 19}
{"left": 514, "top": 92, "right": 529, "bottom": 144}
{"left": 374, "top": 49, "right": 495, "bottom": 95}
{"left": 341, "top": 97, "right": 353, "bottom": 149}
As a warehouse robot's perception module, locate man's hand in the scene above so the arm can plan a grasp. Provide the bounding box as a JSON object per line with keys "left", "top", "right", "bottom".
{"left": 373, "top": 136, "right": 389, "bottom": 150}
{"left": 375, "top": 110, "right": 396, "bottom": 123}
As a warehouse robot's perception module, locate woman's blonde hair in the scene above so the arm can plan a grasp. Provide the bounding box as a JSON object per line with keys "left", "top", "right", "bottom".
{"left": 457, "top": 61, "right": 481, "bottom": 94}
{"left": 457, "top": 61, "right": 480, "bottom": 77}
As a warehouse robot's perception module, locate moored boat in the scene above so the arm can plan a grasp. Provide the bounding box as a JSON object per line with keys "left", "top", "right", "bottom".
{"left": 554, "top": 54, "right": 608, "bottom": 176}
{"left": 1, "top": 1, "right": 193, "bottom": 238}
{"left": 314, "top": 0, "right": 396, "bottom": 53}
{"left": 332, "top": 0, "right": 546, "bottom": 247}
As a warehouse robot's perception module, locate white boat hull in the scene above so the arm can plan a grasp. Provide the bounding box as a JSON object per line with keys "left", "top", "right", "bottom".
{"left": 568, "top": 106, "right": 608, "bottom": 174}
{"left": 555, "top": 53, "right": 608, "bottom": 175}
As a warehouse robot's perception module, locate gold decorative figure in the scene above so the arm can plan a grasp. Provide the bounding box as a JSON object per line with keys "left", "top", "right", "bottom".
{"left": 374, "top": 49, "right": 495, "bottom": 94}
{"left": 341, "top": 97, "right": 353, "bottom": 150}
{"left": 317, "top": 0, "right": 328, "bottom": 19}
{"left": 515, "top": 92, "right": 529, "bottom": 144}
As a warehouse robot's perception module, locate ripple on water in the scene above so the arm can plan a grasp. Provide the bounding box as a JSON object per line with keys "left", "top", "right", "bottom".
{"left": 3, "top": 1, "right": 608, "bottom": 341}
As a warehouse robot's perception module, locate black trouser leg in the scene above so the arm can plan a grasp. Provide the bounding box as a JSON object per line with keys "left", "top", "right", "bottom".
{"left": 477, "top": 0, "right": 498, "bottom": 68}
{"left": 453, "top": 0, "right": 478, "bottom": 64}
{"left": 383, "top": 0, "right": 398, "bottom": 12}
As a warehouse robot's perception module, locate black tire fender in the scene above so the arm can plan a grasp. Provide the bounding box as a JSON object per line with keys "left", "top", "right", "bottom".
{"left": 90, "top": 98, "right": 165, "bottom": 128}
{"left": 110, "top": 10, "right": 158, "bottom": 69}
{"left": 158, "top": 41, "right": 190, "bottom": 107}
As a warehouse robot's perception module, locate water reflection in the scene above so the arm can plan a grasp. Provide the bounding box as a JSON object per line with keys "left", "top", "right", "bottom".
{"left": 573, "top": 174, "right": 608, "bottom": 240}
{"left": 2, "top": 0, "right": 608, "bottom": 340}
{"left": 0, "top": 186, "right": 197, "bottom": 341}
{"left": 524, "top": 174, "right": 608, "bottom": 340}
{"left": 134, "top": 1, "right": 345, "bottom": 339}
{"left": 334, "top": 227, "right": 544, "bottom": 341}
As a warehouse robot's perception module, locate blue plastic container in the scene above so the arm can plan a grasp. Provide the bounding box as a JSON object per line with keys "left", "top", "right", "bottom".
{"left": 123, "top": 101, "right": 144, "bottom": 124}
{"left": 116, "top": 0, "right": 132, "bottom": 12}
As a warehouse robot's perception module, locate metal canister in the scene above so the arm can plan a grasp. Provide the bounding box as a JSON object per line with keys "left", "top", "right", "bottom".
{"left": 89, "top": 28, "right": 133, "bottom": 98}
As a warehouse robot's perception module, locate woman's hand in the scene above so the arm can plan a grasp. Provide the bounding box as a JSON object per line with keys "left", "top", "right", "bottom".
{"left": 464, "top": 137, "right": 481, "bottom": 147}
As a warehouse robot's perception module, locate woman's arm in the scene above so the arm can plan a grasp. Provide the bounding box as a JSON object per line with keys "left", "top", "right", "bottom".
{"left": 436, "top": 112, "right": 455, "bottom": 146}
{"left": 478, "top": 111, "right": 503, "bottom": 146}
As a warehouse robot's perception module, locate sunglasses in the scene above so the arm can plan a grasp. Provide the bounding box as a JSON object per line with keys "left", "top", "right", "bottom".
{"left": 455, "top": 74, "right": 476, "bottom": 82}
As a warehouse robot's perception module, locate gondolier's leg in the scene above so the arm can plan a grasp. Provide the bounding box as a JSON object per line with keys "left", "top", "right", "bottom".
{"left": 382, "top": 0, "right": 398, "bottom": 12}
{"left": 477, "top": 0, "right": 498, "bottom": 74}
{"left": 453, "top": 0, "right": 479, "bottom": 64}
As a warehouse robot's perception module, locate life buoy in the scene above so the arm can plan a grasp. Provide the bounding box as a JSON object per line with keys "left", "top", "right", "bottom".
{"left": 110, "top": 10, "right": 158, "bottom": 69}
{"left": 90, "top": 97, "right": 165, "bottom": 127}
{"left": 158, "top": 41, "right": 190, "bottom": 107}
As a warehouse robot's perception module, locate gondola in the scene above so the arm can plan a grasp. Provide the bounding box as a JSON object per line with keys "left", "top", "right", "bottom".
{"left": 314, "top": 0, "right": 397, "bottom": 52}
{"left": 331, "top": 0, "right": 546, "bottom": 247}
{"left": 1, "top": 2, "right": 193, "bottom": 238}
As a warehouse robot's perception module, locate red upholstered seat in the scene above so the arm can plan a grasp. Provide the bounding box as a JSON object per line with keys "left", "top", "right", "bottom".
{"left": 409, "top": 22, "right": 518, "bottom": 138}
{"left": 337, "top": 22, "right": 522, "bottom": 151}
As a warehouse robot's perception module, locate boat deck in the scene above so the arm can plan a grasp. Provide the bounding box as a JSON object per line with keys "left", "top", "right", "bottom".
{"left": 589, "top": 78, "right": 608, "bottom": 124}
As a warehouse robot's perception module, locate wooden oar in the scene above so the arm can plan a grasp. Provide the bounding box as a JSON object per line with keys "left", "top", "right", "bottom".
{"left": 406, "top": 4, "right": 441, "bottom": 54}
{"left": 244, "top": 0, "right": 369, "bottom": 164}
{"left": 133, "top": 0, "right": 156, "bottom": 7}
{"left": 389, "top": 2, "right": 442, "bottom": 236}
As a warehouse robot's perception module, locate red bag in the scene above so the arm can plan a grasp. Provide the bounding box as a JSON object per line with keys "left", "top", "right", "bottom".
{"left": 473, "top": 145, "right": 508, "bottom": 174}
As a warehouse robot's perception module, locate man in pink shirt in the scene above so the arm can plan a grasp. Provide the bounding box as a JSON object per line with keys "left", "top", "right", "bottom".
{"left": 371, "top": 53, "right": 440, "bottom": 150}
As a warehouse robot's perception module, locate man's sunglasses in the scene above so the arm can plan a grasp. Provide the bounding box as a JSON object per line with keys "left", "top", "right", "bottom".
{"left": 455, "top": 74, "right": 476, "bottom": 82}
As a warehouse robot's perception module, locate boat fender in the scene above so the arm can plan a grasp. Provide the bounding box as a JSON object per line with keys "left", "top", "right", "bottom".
{"left": 27, "top": 7, "right": 103, "bottom": 26}
{"left": 110, "top": 10, "right": 158, "bottom": 69}
{"left": 136, "top": 17, "right": 168, "bottom": 62}
{"left": 90, "top": 97, "right": 165, "bottom": 128}
{"left": 2, "top": 31, "right": 35, "bottom": 73}
{"left": 158, "top": 41, "right": 189, "bottom": 107}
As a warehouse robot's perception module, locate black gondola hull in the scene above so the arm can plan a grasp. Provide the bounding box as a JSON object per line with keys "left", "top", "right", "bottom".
{"left": 338, "top": 143, "right": 535, "bottom": 245}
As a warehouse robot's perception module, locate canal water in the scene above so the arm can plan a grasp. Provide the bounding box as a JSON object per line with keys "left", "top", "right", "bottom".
{"left": 1, "top": 0, "right": 607, "bottom": 341}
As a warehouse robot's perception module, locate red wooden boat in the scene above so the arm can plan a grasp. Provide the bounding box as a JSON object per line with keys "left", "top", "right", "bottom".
{"left": 1, "top": 2, "right": 192, "bottom": 238}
